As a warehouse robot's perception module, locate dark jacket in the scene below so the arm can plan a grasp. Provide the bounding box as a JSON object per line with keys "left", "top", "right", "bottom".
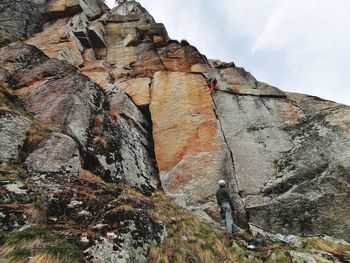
{"left": 216, "top": 187, "right": 234, "bottom": 210}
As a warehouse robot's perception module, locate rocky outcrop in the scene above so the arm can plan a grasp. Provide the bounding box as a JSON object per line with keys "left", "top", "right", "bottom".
{"left": 150, "top": 71, "right": 232, "bottom": 204}
{"left": 209, "top": 66, "right": 350, "bottom": 241}
{"left": 25, "top": 132, "right": 81, "bottom": 174}
{"left": 0, "top": 0, "right": 43, "bottom": 46}
{"left": 0, "top": 42, "right": 158, "bottom": 193}
{"left": 1, "top": 0, "right": 350, "bottom": 261}
{"left": 84, "top": 90, "right": 159, "bottom": 193}
{"left": 0, "top": 112, "right": 31, "bottom": 163}
{"left": 0, "top": 41, "right": 161, "bottom": 261}
{"left": 0, "top": 168, "right": 164, "bottom": 262}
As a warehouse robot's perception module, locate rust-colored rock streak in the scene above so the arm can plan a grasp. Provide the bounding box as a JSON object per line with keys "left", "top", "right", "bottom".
{"left": 150, "top": 71, "right": 232, "bottom": 205}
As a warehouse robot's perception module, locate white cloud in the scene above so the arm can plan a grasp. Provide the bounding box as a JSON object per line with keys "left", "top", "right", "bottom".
{"left": 106, "top": 0, "right": 350, "bottom": 106}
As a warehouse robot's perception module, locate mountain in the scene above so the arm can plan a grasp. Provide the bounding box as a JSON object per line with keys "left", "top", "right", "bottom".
{"left": 0, "top": 0, "right": 349, "bottom": 262}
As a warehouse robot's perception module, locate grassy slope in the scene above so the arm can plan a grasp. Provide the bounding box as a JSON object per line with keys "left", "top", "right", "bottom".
{"left": 0, "top": 167, "right": 349, "bottom": 263}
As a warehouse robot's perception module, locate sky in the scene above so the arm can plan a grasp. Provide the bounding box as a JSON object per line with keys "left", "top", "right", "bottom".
{"left": 106, "top": 0, "right": 350, "bottom": 106}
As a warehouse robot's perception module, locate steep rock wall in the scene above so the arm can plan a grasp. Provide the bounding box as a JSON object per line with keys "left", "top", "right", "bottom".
{"left": 149, "top": 71, "right": 246, "bottom": 223}
{"left": 0, "top": 42, "right": 158, "bottom": 193}
{"left": 1, "top": 0, "right": 349, "bottom": 245}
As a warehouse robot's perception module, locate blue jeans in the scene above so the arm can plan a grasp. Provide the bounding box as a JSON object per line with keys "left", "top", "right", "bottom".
{"left": 221, "top": 202, "right": 234, "bottom": 238}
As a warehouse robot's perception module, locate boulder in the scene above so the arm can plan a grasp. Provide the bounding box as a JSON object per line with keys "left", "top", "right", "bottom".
{"left": 0, "top": 112, "right": 31, "bottom": 164}
{"left": 13, "top": 61, "right": 101, "bottom": 146}
{"left": 25, "top": 132, "right": 81, "bottom": 174}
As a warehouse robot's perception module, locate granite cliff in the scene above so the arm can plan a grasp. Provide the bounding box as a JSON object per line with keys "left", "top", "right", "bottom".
{"left": 0, "top": 0, "right": 349, "bottom": 262}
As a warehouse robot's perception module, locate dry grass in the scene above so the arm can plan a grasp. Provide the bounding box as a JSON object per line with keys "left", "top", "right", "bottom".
{"left": 147, "top": 192, "right": 243, "bottom": 263}
{"left": 93, "top": 135, "right": 107, "bottom": 147}
{"left": 79, "top": 169, "right": 104, "bottom": 183}
{"left": 0, "top": 226, "right": 81, "bottom": 263}
{"left": 304, "top": 237, "right": 350, "bottom": 260}
{"left": 109, "top": 108, "right": 121, "bottom": 121}
{"left": 0, "top": 238, "right": 44, "bottom": 259}
{"left": 0, "top": 163, "right": 26, "bottom": 178}
{"left": 93, "top": 114, "right": 104, "bottom": 126}
{"left": 117, "top": 204, "right": 135, "bottom": 212}
{"left": 0, "top": 83, "right": 24, "bottom": 116}
{"left": 28, "top": 253, "right": 64, "bottom": 263}
{"left": 26, "top": 205, "right": 46, "bottom": 224}
{"left": 25, "top": 126, "right": 48, "bottom": 152}
{"left": 146, "top": 193, "right": 346, "bottom": 263}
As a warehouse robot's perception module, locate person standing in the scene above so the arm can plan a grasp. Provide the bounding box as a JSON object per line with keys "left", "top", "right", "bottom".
{"left": 216, "top": 179, "right": 235, "bottom": 239}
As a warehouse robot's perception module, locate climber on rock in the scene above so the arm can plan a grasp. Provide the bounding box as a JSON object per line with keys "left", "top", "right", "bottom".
{"left": 216, "top": 179, "right": 235, "bottom": 239}
{"left": 208, "top": 77, "right": 217, "bottom": 93}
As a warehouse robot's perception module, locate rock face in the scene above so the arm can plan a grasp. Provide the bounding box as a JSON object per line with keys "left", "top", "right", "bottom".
{"left": 25, "top": 132, "right": 81, "bottom": 174}
{"left": 0, "top": 0, "right": 43, "bottom": 45}
{"left": 149, "top": 71, "right": 245, "bottom": 223}
{"left": 1, "top": 0, "right": 350, "bottom": 262}
{"left": 0, "top": 41, "right": 160, "bottom": 261}
{"left": 0, "top": 42, "right": 158, "bottom": 193}
{"left": 207, "top": 65, "right": 350, "bottom": 241}
{"left": 0, "top": 112, "right": 31, "bottom": 163}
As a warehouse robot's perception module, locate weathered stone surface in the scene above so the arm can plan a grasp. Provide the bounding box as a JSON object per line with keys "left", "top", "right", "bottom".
{"left": 87, "top": 200, "right": 164, "bottom": 263}
{"left": 0, "top": 0, "right": 43, "bottom": 46}
{"left": 107, "top": 42, "right": 138, "bottom": 66}
{"left": 0, "top": 42, "right": 48, "bottom": 77}
{"left": 88, "top": 21, "right": 107, "bottom": 48}
{"left": 44, "top": 0, "right": 109, "bottom": 21}
{"left": 85, "top": 91, "right": 159, "bottom": 194}
{"left": 14, "top": 62, "right": 101, "bottom": 146}
{"left": 0, "top": 168, "right": 164, "bottom": 262}
{"left": 0, "top": 43, "right": 158, "bottom": 195}
{"left": 106, "top": 0, "right": 155, "bottom": 23}
{"left": 150, "top": 71, "right": 240, "bottom": 210}
{"left": 289, "top": 251, "right": 318, "bottom": 263}
{"left": 0, "top": 112, "right": 31, "bottom": 163}
{"left": 1, "top": 0, "right": 350, "bottom": 259}
{"left": 105, "top": 22, "right": 139, "bottom": 46}
{"left": 25, "top": 132, "right": 81, "bottom": 174}
{"left": 117, "top": 78, "right": 151, "bottom": 106}
{"left": 131, "top": 43, "right": 165, "bottom": 78}
{"left": 0, "top": 43, "right": 98, "bottom": 146}
{"left": 157, "top": 41, "right": 206, "bottom": 72}
{"left": 212, "top": 93, "right": 301, "bottom": 197}
{"left": 26, "top": 15, "right": 85, "bottom": 66}
{"left": 80, "top": 60, "right": 112, "bottom": 89}
{"left": 204, "top": 66, "right": 286, "bottom": 97}
{"left": 109, "top": 43, "right": 165, "bottom": 81}
{"left": 136, "top": 23, "right": 169, "bottom": 47}
{"left": 213, "top": 87, "right": 350, "bottom": 240}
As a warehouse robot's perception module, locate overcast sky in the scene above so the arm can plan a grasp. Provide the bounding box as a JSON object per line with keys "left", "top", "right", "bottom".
{"left": 106, "top": 0, "right": 350, "bottom": 106}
